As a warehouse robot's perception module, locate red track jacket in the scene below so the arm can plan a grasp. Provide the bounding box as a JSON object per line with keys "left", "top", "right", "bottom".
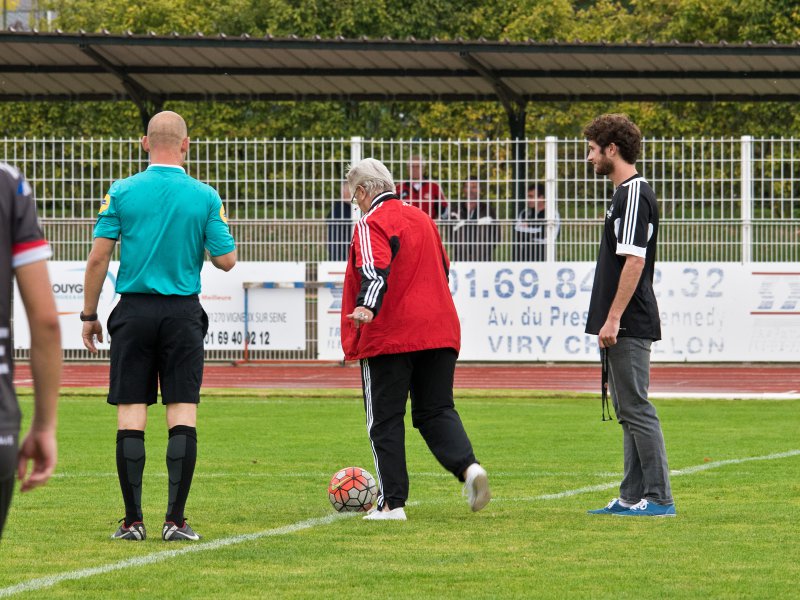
{"left": 341, "top": 191, "right": 461, "bottom": 360}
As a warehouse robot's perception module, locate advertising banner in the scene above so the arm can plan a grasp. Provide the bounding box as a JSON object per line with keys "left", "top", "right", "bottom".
{"left": 13, "top": 261, "right": 119, "bottom": 351}
{"left": 317, "top": 261, "right": 800, "bottom": 362}
{"left": 17, "top": 260, "right": 799, "bottom": 361}
{"left": 13, "top": 262, "right": 306, "bottom": 352}
{"left": 316, "top": 261, "right": 347, "bottom": 360}
{"left": 450, "top": 262, "right": 800, "bottom": 362}
{"left": 200, "top": 262, "right": 305, "bottom": 352}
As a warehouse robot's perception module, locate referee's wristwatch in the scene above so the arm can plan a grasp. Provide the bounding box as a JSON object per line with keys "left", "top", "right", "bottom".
{"left": 79, "top": 311, "right": 98, "bottom": 322}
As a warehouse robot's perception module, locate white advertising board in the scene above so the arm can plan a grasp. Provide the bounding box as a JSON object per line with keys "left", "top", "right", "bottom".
{"left": 450, "top": 262, "right": 800, "bottom": 362}
{"left": 16, "top": 260, "right": 799, "bottom": 361}
{"left": 13, "top": 261, "right": 119, "bottom": 351}
{"left": 13, "top": 262, "right": 306, "bottom": 352}
{"left": 200, "top": 262, "right": 305, "bottom": 352}
{"left": 317, "top": 261, "right": 800, "bottom": 362}
{"left": 317, "top": 261, "right": 347, "bottom": 360}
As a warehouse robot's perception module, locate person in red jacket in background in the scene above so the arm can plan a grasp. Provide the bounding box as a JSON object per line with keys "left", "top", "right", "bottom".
{"left": 342, "top": 157, "right": 490, "bottom": 521}
{"left": 395, "top": 155, "right": 449, "bottom": 219}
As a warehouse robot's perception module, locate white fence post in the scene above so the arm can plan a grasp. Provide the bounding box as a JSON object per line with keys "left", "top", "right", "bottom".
{"left": 350, "top": 136, "right": 362, "bottom": 220}
{"left": 545, "top": 135, "right": 558, "bottom": 262}
{"left": 741, "top": 135, "right": 753, "bottom": 263}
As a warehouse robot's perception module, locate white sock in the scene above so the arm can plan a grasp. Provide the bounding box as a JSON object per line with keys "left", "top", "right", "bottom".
{"left": 618, "top": 499, "right": 635, "bottom": 508}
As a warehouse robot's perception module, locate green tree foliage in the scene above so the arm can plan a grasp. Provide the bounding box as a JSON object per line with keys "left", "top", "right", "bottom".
{"left": 1, "top": 0, "right": 799, "bottom": 139}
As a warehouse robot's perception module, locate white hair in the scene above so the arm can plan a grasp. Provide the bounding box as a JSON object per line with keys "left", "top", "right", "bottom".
{"left": 346, "top": 158, "right": 395, "bottom": 198}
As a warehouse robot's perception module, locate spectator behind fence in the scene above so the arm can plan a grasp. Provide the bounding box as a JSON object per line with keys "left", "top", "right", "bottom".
{"left": 513, "top": 183, "right": 560, "bottom": 261}
{"left": 327, "top": 182, "right": 353, "bottom": 261}
{"left": 396, "top": 155, "right": 448, "bottom": 219}
{"left": 450, "top": 177, "right": 498, "bottom": 262}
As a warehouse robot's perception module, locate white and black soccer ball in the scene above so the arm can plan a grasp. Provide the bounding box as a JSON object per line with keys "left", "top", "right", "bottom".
{"left": 328, "top": 466, "right": 378, "bottom": 512}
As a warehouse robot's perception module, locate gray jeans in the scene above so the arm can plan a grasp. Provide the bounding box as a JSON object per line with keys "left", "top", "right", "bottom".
{"left": 608, "top": 337, "right": 674, "bottom": 505}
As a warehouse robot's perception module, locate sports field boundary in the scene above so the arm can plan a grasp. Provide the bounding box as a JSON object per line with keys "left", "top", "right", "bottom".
{"left": 2, "top": 448, "right": 798, "bottom": 598}
{"left": 12, "top": 363, "right": 800, "bottom": 397}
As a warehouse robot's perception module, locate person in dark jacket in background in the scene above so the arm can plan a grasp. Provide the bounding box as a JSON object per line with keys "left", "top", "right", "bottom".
{"left": 450, "top": 176, "right": 497, "bottom": 262}
{"left": 342, "top": 158, "right": 490, "bottom": 521}
{"left": 327, "top": 182, "right": 353, "bottom": 262}
{"left": 513, "top": 183, "right": 560, "bottom": 262}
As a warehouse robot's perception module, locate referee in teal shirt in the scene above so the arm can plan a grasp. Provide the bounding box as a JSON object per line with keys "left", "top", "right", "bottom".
{"left": 82, "top": 111, "right": 236, "bottom": 542}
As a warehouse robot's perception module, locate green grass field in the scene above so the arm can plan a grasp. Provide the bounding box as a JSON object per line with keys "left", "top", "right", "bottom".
{"left": 2, "top": 389, "right": 799, "bottom": 599}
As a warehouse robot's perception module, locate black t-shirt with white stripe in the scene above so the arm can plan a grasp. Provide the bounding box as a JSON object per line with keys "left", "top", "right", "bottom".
{"left": 585, "top": 174, "right": 661, "bottom": 340}
{"left": 1, "top": 163, "right": 51, "bottom": 433}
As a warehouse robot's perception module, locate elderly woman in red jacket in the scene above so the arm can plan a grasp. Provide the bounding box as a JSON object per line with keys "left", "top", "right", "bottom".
{"left": 341, "top": 157, "right": 490, "bottom": 521}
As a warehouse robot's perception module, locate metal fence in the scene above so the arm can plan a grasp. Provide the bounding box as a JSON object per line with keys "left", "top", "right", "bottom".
{"left": 4, "top": 135, "right": 799, "bottom": 361}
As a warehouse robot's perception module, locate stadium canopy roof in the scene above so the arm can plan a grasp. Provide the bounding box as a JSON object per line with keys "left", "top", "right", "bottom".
{"left": 3, "top": 30, "right": 800, "bottom": 134}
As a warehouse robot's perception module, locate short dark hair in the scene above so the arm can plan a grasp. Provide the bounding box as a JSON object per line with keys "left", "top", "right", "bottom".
{"left": 528, "top": 183, "right": 545, "bottom": 197}
{"left": 583, "top": 114, "right": 642, "bottom": 164}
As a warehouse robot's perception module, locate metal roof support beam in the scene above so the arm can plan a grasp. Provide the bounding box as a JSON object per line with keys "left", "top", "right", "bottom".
{"left": 459, "top": 51, "right": 527, "bottom": 136}
{"left": 507, "top": 104, "right": 528, "bottom": 205}
{"left": 460, "top": 51, "right": 528, "bottom": 201}
{"left": 79, "top": 44, "right": 163, "bottom": 133}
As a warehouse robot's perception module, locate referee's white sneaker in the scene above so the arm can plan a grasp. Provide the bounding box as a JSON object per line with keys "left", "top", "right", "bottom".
{"left": 363, "top": 506, "right": 407, "bottom": 521}
{"left": 463, "top": 463, "right": 491, "bottom": 512}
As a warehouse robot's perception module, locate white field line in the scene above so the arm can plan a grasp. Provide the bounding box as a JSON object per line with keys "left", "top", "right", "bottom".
{"left": 649, "top": 392, "right": 800, "bottom": 401}
{"left": 42, "top": 396, "right": 800, "bottom": 407}
{"left": 197, "top": 396, "right": 800, "bottom": 404}
{"left": 2, "top": 451, "right": 798, "bottom": 597}
{"left": 500, "top": 449, "right": 800, "bottom": 502}
{"left": 0, "top": 513, "right": 354, "bottom": 598}
{"left": 50, "top": 470, "right": 617, "bottom": 480}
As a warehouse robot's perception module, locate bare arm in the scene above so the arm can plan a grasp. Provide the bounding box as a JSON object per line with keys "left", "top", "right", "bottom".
{"left": 598, "top": 255, "right": 645, "bottom": 348}
{"left": 82, "top": 237, "right": 116, "bottom": 353}
{"left": 15, "top": 260, "right": 61, "bottom": 491}
{"left": 210, "top": 248, "right": 237, "bottom": 272}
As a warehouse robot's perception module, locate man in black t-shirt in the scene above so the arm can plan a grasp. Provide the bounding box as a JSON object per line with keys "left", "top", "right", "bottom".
{"left": 583, "top": 115, "right": 675, "bottom": 518}
{"left": 0, "top": 163, "right": 61, "bottom": 538}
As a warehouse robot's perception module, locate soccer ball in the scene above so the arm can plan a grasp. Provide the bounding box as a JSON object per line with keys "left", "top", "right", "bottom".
{"left": 328, "top": 467, "right": 378, "bottom": 512}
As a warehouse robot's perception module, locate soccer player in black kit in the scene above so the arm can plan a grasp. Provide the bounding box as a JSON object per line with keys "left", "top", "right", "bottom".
{"left": 0, "top": 163, "right": 61, "bottom": 539}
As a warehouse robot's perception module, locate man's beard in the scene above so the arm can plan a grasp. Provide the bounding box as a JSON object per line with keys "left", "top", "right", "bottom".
{"left": 594, "top": 154, "right": 614, "bottom": 175}
{"left": 594, "top": 155, "right": 613, "bottom": 176}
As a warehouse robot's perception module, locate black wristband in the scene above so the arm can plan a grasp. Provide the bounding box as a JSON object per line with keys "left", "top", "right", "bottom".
{"left": 80, "top": 311, "right": 98, "bottom": 322}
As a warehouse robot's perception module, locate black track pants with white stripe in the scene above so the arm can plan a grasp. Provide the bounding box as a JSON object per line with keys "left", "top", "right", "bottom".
{"left": 360, "top": 348, "right": 477, "bottom": 510}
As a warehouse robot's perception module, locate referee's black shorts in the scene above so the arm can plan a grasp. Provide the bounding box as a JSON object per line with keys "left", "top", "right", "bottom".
{"left": 107, "top": 294, "right": 208, "bottom": 406}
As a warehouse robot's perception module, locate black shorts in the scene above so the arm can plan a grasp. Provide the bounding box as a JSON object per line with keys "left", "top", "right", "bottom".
{"left": 107, "top": 294, "right": 208, "bottom": 406}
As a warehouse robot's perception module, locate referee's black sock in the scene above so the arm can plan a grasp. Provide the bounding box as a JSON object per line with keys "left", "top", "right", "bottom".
{"left": 116, "top": 429, "right": 145, "bottom": 526}
{"left": 165, "top": 425, "right": 197, "bottom": 525}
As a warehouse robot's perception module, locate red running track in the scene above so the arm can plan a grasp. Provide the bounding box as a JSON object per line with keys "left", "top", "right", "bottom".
{"left": 12, "top": 363, "right": 800, "bottom": 396}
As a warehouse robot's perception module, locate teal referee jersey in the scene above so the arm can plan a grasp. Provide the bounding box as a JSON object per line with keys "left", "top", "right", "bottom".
{"left": 94, "top": 164, "right": 235, "bottom": 295}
